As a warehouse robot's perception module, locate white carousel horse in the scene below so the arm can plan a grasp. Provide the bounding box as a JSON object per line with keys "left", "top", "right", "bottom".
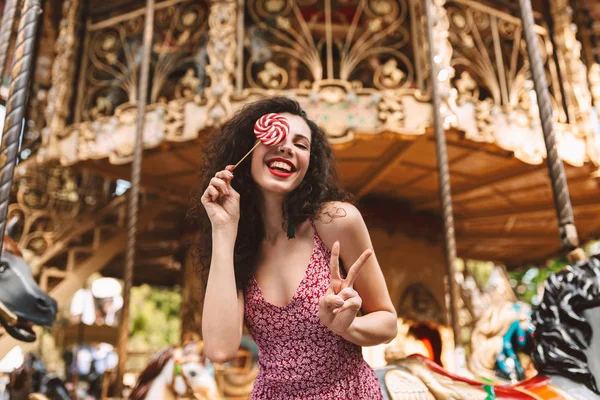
{"left": 128, "top": 343, "right": 219, "bottom": 400}
{"left": 468, "top": 300, "right": 535, "bottom": 382}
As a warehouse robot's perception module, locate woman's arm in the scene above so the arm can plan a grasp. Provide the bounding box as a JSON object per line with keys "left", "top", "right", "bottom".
{"left": 316, "top": 202, "right": 398, "bottom": 346}
{"left": 200, "top": 168, "right": 245, "bottom": 362}
{"left": 202, "top": 228, "right": 245, "bottom": 362}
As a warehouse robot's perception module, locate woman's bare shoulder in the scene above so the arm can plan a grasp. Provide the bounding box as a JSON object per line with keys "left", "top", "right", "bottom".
{"left": 314, "top": 202, "right": 366, "bottom": 244}
{"left": 317, "top": 201, "right": 361, "bottom": 222}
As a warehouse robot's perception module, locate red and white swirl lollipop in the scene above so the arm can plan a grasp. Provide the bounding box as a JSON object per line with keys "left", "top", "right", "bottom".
{"left": 254, "top": 113, "right": 289, "bottom": 146}
{"left": 232, "top": 113, "right": 290, "bottom": 170}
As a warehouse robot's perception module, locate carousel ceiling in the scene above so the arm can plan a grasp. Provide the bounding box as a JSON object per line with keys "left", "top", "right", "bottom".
{"left": 75, "top": 127, "right": 600, "bottom": 270}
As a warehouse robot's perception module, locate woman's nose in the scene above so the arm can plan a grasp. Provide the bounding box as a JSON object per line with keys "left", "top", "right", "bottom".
{"left": 278, "top": 142, "right": 293, "bottom": 155}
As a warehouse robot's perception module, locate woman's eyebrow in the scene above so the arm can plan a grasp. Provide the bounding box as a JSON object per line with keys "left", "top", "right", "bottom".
{"left": 293, "top": 133, "right": 311, "bottom": 143}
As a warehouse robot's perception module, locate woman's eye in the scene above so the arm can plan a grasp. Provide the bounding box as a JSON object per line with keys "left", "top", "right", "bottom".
{"left": 295, "top": 143, "right": 309, "bottom": 150}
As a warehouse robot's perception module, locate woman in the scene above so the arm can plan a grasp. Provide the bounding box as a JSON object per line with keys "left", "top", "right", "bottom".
{"left": 195, "top": 97, "right": 397, "bottom": 399}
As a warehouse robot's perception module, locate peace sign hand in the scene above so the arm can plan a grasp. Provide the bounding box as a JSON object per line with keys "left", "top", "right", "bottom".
{"left": 318, "top": 241, "right": 373, "bottom": 335}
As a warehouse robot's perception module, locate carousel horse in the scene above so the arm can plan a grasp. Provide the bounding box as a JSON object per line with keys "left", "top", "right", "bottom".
{"left": 128, "top": 342, "right": 219, "bottom": 400}
{"left": 466, "top": 254, "right": 600, "bottom": 399}
{"left": 0, "top": 234, "right": 57, "bottom": 342}
{"left": 469, "top": 301, "right": 535, "bottom": 382}
{"left": 378, "top": 354, "right": 542, "bottom": 400}
{"left": 379, "top": 254, "right": 600, "bottom": 400}
{"left": 530, "top": 254, "right": 600, "bottom": 399}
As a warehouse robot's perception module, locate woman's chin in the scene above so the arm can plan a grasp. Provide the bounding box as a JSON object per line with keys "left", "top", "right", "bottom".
{"left": 264, "top": 185, "right": 294, "bottom": 195}
{"left": 258, "top": 179, "right": 299, "bottom": 195}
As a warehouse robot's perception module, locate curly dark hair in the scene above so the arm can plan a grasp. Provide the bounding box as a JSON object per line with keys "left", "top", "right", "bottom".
{"left": 189, "top": 97, "right": 352, "bottom": 292}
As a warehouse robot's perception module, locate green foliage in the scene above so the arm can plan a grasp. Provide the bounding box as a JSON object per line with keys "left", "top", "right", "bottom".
{"left": 129, "top": 284, "right": 181, "bottom": 351}
{"left": 508, "top": 258, "right": 568, "bottom": 305}
{"left": 465, "top": 240, "right": 599, "bottom": 307}
{"left": 464, "top": 260, "right": 496, "bottom": 289}
{"left": 508, "top": 239, "right": 600, "bottom": 305}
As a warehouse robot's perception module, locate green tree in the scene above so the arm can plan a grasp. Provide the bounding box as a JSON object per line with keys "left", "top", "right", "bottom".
{"left": 508, "top": 240, "right": 599, "bottom": 305}
{"left": 129, "top": 285, "right": 181, "bottom": 351}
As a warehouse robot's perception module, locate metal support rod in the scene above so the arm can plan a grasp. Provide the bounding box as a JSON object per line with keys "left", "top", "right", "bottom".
{"left": 423, "top": 0, "right": 461, "bottom": 351}
{"left": 518, "top": 0, "right": 579, "bottom": 254}
{"left": 0, "top": 0, "right": 19, "bottom": 81}
{"left": 0, "top": 0, "right": 42, "bottom": 251}
{"left": 113, "top": 0, "right": 154, "bottom": 395}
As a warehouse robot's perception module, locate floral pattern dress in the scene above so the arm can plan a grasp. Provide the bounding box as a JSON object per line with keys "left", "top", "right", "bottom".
{"left": 244, "top": 222, "right": 384, "bottom": 399}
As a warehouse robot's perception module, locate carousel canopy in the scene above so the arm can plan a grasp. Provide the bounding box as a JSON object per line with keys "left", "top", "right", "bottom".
{"left": 0, "top": 0, "right": 597, "bottom": 294}
{"left": 31, "top": 0, "right": 600, "bottom": 274}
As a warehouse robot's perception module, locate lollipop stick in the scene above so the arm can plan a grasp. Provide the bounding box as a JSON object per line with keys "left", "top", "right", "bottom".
{"left": 232, "top": 141, "right": 261, "bottom": 170}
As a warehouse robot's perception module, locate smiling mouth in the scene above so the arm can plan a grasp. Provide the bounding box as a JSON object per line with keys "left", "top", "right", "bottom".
{"left": 266, "top": 158, "right": 296, "bottom": 176}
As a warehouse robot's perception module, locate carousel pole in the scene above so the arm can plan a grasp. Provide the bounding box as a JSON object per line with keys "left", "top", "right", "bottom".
{"left": 422, "top": 0, "right": 463, "bottom": 369}
{"left": 517, "top": 0, "right": 583, "bottom": 261}
{"left": 0, "top": 0, "right": 19, "bottom": 81}
{"left": 0, "top": 0, "right": 42, "bottom": 250}
{"left": 113, "top": 0, "right": 154, "bottom": 395}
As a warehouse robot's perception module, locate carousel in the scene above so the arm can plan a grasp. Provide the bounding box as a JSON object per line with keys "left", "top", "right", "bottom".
{"left": 0, "top": 0, "right": 599, "bottom": 398}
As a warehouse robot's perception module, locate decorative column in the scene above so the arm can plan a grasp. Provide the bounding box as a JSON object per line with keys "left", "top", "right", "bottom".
{"left": 39, "top": 0, "right": 82, "bottom": 162}
{"left": 423, "top": 0, "right": 457, "bottom": 129}
{"left": 205, "top": 0, "right": 237, "bottom": 126}
{"left": 423, "top": 0, "right": 463, "bottom": 373}
{"left": 549, "top": 0, "right": 599, "bottom": 164}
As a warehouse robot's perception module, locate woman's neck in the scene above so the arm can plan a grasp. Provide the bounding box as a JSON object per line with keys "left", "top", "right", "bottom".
{"left": 259, "top": 192, "right": 286, "bottom": 243}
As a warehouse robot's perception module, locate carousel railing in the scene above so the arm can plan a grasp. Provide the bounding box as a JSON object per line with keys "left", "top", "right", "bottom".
{"left": 39, "top": 0, "right": 599, "bottom": 167}
{"left": 73, "top": 0, "right": 208, "bottom": 123}
{"left": 68, "top": 0, "right": 579, "bottom": 116}
{"left": 72, "top": 0, "right": 425, "bottom": 115}
{"left": 238, "top": 0, "right": 422, "bottom": 94}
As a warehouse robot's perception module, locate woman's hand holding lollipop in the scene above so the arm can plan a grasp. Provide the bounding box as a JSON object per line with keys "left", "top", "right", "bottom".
{"left": 202, "top": 113, "right": 289, "bottom": 228}
{"left": 201, "top": 166, "right": 240, "bottom": 230}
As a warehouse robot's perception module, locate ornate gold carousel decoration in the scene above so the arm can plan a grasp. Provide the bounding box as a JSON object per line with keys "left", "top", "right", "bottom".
{"left": 0, "top": 0, "right": 599, "bottom": 397}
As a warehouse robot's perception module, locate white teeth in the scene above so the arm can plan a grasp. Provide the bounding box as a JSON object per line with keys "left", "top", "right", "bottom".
{"left": 268, "top": 161, "right": 293, "bottom": 172}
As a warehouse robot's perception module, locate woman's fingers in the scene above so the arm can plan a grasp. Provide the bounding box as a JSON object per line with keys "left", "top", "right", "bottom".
{"left": 322, "top": 294, "right": 344, "bottom": 311}
{"left": 215, "top": 169, "right": 234, "bottom": 182}
{"left": 333, "top": 295, "right": 362, "bottom": 314}
{"left": 329, "top": 241, "right": 341, "bottom": 282}
{"left": 325, "top": 288, "right": 362, "bottom": 315}
{"left": 210, "top": 177, "right": 230, "bottom": 196}
{"left": 344, "top": 248, "right": 373, "bottom": 288}
{"left": 203, "top": 186, "right": 219, "bottom": 202}
{"left": 338, "top": 287, "right": 357, "bottom": 301}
